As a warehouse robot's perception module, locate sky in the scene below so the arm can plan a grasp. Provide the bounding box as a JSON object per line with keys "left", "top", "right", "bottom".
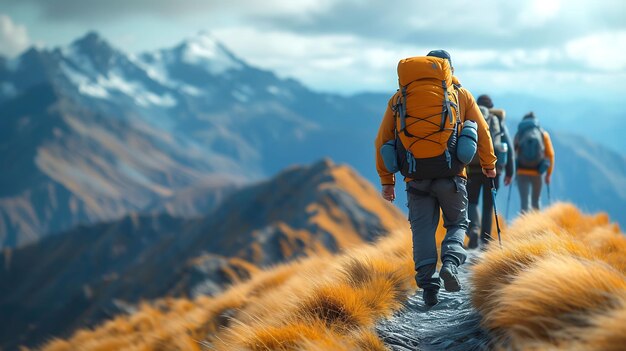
{"left": 1, "top": 0, "right": 625, "bottom": 99}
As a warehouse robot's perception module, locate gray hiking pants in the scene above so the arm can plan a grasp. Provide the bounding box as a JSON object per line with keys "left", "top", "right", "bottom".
{"left": 407, "top": 176, "right": 469, "bottom": 291}
{"left": 517, "top": 174, "right": 542, "bottom": 213}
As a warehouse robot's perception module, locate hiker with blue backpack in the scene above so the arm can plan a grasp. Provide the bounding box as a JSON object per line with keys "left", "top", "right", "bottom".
{"left": 465, "top": 95, "right": 515, "bottom": 249}
{"left": 514, "top": 112, "right": 555, "bottom": 212}
{"left": 375, "top": 50, "right": 497, "bottom": 306}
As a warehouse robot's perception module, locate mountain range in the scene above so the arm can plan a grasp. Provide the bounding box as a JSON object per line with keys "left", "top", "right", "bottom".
{"left": 1, "top": 30, "right": 625, "bottom": 246}
{"left": 0, "top": 32, "right": 380, "bottom": 247}
{"left": 0, "top": 159, "right": 406, "bottom": 350}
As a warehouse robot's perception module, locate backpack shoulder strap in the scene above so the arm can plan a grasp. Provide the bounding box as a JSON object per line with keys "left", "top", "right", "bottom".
{"left": 492, "top": 114, "right": 506, "bottom": 137}
{"left": 450, "top": 85, "right": 461, "bottom": 124}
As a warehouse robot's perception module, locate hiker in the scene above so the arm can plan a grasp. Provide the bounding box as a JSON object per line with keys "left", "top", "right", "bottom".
{"left": 514, "top": 112, "right": 555, "bottom": 212}
{"left": 375, "top": 50, "right": 497, "bottom": 306}
{"left": 465, "top": 95, "right": 515, "bottom": 249}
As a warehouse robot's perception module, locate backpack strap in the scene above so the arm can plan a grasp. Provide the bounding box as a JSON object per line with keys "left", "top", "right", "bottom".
{"left": 398, "top": 85, "right": 414, "bottom": 138}
{"left": 497, "top": 117, "right": 506, "bottom": 138}
{"left": 441, "top": 81, "right": 449, "bottom": 129}
{"left": 441, "top": 80, "right": 452, "bottom": 129}
{"left": 488, "top": 114, "right": 504, "bottom": 138}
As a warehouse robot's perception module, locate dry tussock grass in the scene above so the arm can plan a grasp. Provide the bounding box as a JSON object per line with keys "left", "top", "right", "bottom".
{"left": 211, "top": 231, "right": 416, "bottom": 350}
{"left": 473, "top": 202, "right": 626, "bottom": 350}
{"left": 42, "top": 202, "right": 624, "bottom": 350}
{"left": 39, "top": 228, "right": 416, "bottom": 351}
{"left": 42, "top": 290, "right": 251, "bottom": 351}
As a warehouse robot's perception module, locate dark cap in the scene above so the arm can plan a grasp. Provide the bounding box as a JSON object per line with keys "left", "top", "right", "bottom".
{"left": 524, "top": 111, "right": 535, "bottom": 119}
{"left": 427, "top": 49, "right": 452, "bottom": 66}
{"left": 477, "top": 94, "right": 494, "bottom": 108}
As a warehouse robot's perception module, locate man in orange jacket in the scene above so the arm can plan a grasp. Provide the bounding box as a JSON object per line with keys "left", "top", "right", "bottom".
{"left": 514, "top": 112, "right": 555, "bottom": 212}
{"left": 375, "top": 50, "right": 497, "bottom": 306}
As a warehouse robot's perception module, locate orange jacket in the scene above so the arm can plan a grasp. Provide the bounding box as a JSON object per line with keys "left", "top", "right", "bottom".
{"left": 374, "top": 78, "right": 497, "bottom": 186}
{"left": 515, "top": 131, "right": 555, "bottom": 177}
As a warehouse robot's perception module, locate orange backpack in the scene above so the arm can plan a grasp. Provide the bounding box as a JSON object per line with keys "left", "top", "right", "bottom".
{"left": 393, "top": 56, "right": 464, "bottom": 179}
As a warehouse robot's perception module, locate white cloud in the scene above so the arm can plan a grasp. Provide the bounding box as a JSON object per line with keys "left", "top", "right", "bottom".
{"left": 211, "top": 27, "right": 407, "bottom": 92}
{"left": 565, "top": 31, "right": 626, "bottom": 71}
{"left": 0, "top": 14, "right": 30, "bottom": 57}
{"left": 518, "top": 0, "right": 562, "bottom": 27}
{"left": 462, "top": 69, "right": 625, "bottom": 101}
{"left": 211, "top": 25, "right": 624, "bottom": 97}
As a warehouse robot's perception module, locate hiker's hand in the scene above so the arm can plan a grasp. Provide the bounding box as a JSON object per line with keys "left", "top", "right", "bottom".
{"left": 382, "top": 185, "right": 395, "bottom": 202}
{"left": 504, "top": 176, "right": 512, "bottom": 186}
{"left": 482, "top": 168, "right": 497, "bottom": 178}
{"left": 545, "top": 174, "right": 551, "bottom": 185}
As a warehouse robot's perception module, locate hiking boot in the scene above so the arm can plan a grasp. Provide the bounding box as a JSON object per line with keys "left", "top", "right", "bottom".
{"left": 467, "top": 232, "right": 478, "bottom": 249}
{"left": 440, "top": 261, "right": 461, "bottom": 292}
{"left": 423, "top": 288, "right": 439, "bottom": 306}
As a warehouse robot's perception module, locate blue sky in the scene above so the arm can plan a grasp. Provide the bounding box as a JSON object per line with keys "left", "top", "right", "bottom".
{"left": 1, "top": 0, "right": 625, "bottom": 99}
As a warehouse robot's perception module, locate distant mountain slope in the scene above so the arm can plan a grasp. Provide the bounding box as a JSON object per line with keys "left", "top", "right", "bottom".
{"left": 0, "top": 160, "right": 406, "bottom": 350}
{"left": 145, "top": 175, "right": 246, "bottom": 218}
{"left": 541, "top": 132, "right": 626, "bottom": 225}
{"left": 489, "top": 93, "right": 625, "bottom": 153}
{"left": 0, "top": 83, "right": 231, "bottom": 247}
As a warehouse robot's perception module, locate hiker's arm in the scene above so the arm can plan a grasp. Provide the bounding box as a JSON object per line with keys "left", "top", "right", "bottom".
{"left": 375, "top": 96, "right": 397, "bottom": 186}
{"left": 462, "top": 90, "right": 497, "bottom": 171}
{"left": 543, "top": 131, "right": 555, "bottom": 182}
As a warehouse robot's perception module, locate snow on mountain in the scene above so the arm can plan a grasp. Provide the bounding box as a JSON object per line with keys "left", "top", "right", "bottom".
{"left": 130, "top": 31, "right": 246, "bottom": 98}
{"left": 60, "top": 61, "right": 177, "bottom": 107}
{"left": 179, "top": 32, "right": 245, "bottom": 75}
{"left": 57, "top": 32, "right": 179, "bottom": 107}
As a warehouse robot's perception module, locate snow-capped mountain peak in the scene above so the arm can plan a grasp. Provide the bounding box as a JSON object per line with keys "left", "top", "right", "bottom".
{"left": 177, "top": 32, "right": 244, "bottom": 75}
{"left": 52, "top": 32, "right": 178, "bottom": 107}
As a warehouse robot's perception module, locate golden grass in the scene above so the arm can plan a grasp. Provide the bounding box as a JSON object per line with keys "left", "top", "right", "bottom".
{"left": 40, "top": 287, "right": 249, "bottom": 351}
{"left": 472, "top": 202, "right": 626, "bottom": 350}
{"left": 39, "top": 227, "right": 415, "bottom": 351}
{"left": 41, "top": 202, "right": 625, "bottom": 351}
{"left": 210, "top": 233, "right": 416, "bottom": 350}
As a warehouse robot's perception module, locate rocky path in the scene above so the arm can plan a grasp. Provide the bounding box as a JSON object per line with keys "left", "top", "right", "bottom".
{"left": 376, "top": 252, "right": 492, "bottom": 351}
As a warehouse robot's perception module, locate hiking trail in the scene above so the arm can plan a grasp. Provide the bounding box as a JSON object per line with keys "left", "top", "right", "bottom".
{"left": 376, "top": 251, "right": 491, "bottom": 351}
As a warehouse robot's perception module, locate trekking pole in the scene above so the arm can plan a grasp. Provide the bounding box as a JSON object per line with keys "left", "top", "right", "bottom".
{"left": 490, "top": 178, "right": 503, "bottom": 248}
{"left": 505, "top": 182, "right": 512, "bottom": 221}
{"left": 547, "top": 183, "right": 552, "bottom": 204}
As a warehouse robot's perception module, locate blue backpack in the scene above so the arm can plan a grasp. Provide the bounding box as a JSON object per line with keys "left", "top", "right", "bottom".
{"left": 516, "top": 118, "right": 546, "bottom": 170}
